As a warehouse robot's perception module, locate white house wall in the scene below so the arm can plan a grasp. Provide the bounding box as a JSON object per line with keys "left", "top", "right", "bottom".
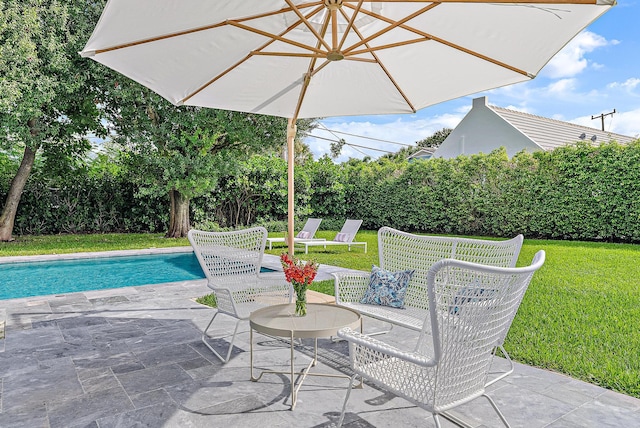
{"left": 433, "top": 98, "right": 543, "bottom": 159}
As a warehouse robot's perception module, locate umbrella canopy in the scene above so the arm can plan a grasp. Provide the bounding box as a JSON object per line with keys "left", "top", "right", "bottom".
{"left": 81, "top": 0, "right": 614, "bottom": 251}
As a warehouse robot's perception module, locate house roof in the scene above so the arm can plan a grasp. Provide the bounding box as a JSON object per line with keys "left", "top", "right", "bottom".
{"left": 489, "top": 104, "right": 638, "bottom": 150}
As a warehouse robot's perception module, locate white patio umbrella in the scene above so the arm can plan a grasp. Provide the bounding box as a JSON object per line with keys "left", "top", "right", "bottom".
{"left": 81, "top": 0, "right": 614, "bottom": 252}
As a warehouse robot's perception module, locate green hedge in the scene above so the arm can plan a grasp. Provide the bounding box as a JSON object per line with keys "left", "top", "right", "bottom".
{"left": 6, "top": 171, "right": 167, "bottom": 235}
{"left": 2, "top": 141, "right": 640, "bottom": 242}
{"left": 342, "top": 142, "right": 640, "bottom": 242}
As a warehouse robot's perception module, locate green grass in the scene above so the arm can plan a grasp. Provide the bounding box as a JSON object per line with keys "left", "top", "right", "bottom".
{"left": 196, "top": 292, "right": 217, "bottom": 308}
{"left": 2, "top": 231, "right": 639, "bottom": 398}
{"left": 509, "top": 240, "right": 640, "bottom": 398}
{"left": 0, "top": 233, "right": 190, "bottom": 256}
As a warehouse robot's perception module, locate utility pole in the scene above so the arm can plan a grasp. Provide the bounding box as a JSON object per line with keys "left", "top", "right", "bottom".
{"left": 591, "top": 109, "right": 616, "bottom": 131}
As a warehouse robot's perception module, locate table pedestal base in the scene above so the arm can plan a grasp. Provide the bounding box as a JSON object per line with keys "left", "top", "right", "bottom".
{"left": 250, "top": 330, "right": 360, "bottom": 410}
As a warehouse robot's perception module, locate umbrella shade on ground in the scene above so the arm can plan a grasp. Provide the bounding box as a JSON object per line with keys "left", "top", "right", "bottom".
{"left": 81, "top": 0, "right": 615, "bottom": 250}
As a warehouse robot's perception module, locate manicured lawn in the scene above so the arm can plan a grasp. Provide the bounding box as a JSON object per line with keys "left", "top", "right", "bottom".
{"left": 509, "top": 239, "right": 640, "bottom": 398}
{"left": 1, "top": 231, "right": 638, "bottom": 398}
{"left": 0, "top": 233, "right": 190, "bottom": 255}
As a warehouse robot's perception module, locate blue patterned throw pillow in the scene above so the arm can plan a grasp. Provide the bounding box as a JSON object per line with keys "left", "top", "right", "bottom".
{"left": 360, "top": 265, "right": 415, "bottom": 308}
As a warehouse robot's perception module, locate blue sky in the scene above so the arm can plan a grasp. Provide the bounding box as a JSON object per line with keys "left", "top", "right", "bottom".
{"left": 305, "top": 1, "right": 640, "bottom": 162}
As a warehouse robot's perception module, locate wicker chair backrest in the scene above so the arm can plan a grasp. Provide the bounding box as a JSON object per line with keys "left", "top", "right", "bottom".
{"left": 377, "top": 227, "right": 523, "bottom": 312}
{"left": 421, "top": 251, "right": 545, "bottom": 410}
{"left": 188, "top": 227, "right": 267, "bottom": 282}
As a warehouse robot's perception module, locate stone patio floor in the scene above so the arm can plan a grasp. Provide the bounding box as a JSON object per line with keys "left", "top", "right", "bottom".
{"left": 1, "top": 252, "right": 639, "bottom": 427}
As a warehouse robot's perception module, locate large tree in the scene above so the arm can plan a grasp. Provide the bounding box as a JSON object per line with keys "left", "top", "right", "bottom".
{"left": 100, "top": 78, "right": 314, "bottom": 238}
{"left": 0, "top": 0, "right": 106, "bottom": 241}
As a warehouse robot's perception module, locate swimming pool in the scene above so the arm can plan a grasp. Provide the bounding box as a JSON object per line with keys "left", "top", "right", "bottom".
{"left": 0, "top": 251, "right": 274, "bottom": 300}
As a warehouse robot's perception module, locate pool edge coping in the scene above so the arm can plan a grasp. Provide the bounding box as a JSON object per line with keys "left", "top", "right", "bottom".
{"left": 0, "top": 246, "right": 195, "bottom": 264}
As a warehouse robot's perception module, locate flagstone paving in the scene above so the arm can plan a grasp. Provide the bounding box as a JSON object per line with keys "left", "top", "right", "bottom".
{"left": 0, "top": 254, "right": 638, "bottom": 427}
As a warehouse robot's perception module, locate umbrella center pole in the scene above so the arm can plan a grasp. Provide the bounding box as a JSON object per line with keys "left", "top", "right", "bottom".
{"left": 287, "top": 119, "right": 297, "bottom": 255}
{"left": 327, "top": 51, "right": 345, "bottom": 61}
{"left": 324, "top": 0, "right": 342, "bottom": 11}
{"left": 325, "top": 0, "right": 344, "bottom": 61}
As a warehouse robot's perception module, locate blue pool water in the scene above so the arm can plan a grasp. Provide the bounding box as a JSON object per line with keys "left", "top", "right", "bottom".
{"left": 0, "top": 252, "right": 276, "bottom": 300}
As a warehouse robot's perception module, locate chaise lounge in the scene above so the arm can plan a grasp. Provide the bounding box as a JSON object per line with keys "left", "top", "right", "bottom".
{"left": 265, "top": 218, "right": 325, "bottom": 250}
{"left": 295, "top": 219, "right": 367, "bottom": 254}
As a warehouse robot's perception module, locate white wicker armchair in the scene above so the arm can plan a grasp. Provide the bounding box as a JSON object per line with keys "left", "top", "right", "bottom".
{"left": 188, "top": 227, "right": 292, "bottom": 363}
{"left": 336, "top": 250, "right": 545, "bottom": 428}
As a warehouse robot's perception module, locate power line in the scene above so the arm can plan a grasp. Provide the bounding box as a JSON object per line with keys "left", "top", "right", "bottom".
{"left": 314, "top": 123, "right": 371, "bottom": 156}
{"left": 306, "top": 121, "right": 415, "bottom": 157}
{"left": 307, "top": 134, "right": 393, "bottom": 154}
{"left": 314, "top": 123, "right": 375, "bottom": 157}
{"left": 317, "top": 123, "right": 343, "bottom": 143}
{"left": 320, "top": 128, "right": 413, "bottom": 147}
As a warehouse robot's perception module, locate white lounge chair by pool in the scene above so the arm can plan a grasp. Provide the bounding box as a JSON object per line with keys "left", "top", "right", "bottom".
{"left": 266, "top": 217, "right": 325, "bottom": 250}
{"left": 296, "top": 219, "right": 367, "bottom": 254}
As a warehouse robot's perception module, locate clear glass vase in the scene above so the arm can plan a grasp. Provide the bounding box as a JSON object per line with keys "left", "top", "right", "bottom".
{"left": 293, "top": 281, "right": 307, "bottom": 317}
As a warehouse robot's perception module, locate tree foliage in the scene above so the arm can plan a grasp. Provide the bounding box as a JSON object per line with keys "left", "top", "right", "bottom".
{"left": 416, "top": 127, "right": 452, "bottom": 148}
{"left": 381, "top": 127, "right": 453, "bottom": 161}
{"left": 96, "top": 75, "right": 297, "bottom": 237}
{"left": 0, "top": 0, "right": 107, "bottom": 240}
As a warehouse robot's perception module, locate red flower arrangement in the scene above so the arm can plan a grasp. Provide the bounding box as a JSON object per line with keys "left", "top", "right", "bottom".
{"left": 280, "top": 253, "right": 319, "bottom": 316}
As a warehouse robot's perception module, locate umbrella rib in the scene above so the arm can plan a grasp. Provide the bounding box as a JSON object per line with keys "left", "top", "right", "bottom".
{"left": 227, "top": 21, "right": 325, "bottom": 55}
{"left": 292, "top": 10, "right": 332, "bottom": 121}
{"left": 342, "top": 3, "right": 440, "bottom": 55}
{"left": 181, "top": 5, "right": 326, "bottom": 105}
{"left": 251, "top": 52, "right": 327, "bottom": 58}
{"left": 425, "top": 33, "right": 533, "bottom": 77}
{"left": 339, "top": 8, "right": 417, "bottom": 113}
{"left": 346, "top": 0, "right": 600, "bottom": 4}
{"left": 89, "top": 3, "right": 322, "bottom": 55}
{"left": 338, "top": 0, "right": 365, "bottom": 52}
{"left": 344, "top": 3, "right": 532, "bottom": 78}
{"left": 181, "top": 52, "right": 253, "bottom": 104}
{"left": 283, "top": 0, "right": 332, "bottom": 52}
{"left": 344, "top": 57, "right": 378, "bottom": 63}
{"left": 348, "top": 38, "right": 430, "bottom": 56}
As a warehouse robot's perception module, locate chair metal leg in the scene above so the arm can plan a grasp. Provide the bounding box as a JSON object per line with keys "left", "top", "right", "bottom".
{"left": 483, "top": 394, "right": 511, "bottom": 428}
{"left": 336, "top": 374, "right": 358, "bottom": 428}
{"left": 201, "top": 311, "right": 243, "bottom": 363}
{"left": 366, "top": 321, "right": 394, "bottom": 337}
{"left": 433, "top": 414, "right": 443, "bottom": 428}
{"left": 486, "top": 345, "right": 514, "bottom": 387}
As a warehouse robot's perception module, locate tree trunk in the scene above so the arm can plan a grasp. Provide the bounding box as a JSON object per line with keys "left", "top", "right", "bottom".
{"left": 166, "top": 188, "right": 190, "bottom": 238}
{"left": 0, "top": 145, "right": 37, "bottom": 241}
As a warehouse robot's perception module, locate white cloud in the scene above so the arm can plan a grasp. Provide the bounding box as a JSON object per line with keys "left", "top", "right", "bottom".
{"left": 542, "top": 31, "right": 612, "bottom": 79}
{"left": 609, "top": 108, "right": 640, "bottom": 138}
{"left": 491, "top": 75, "right": 606, "bottom": 107}
{"left": 454, "top": 104, "right": 472, "bottom": 115}
{"left": 607, "top": 78, "right": 640, "bottom": 93}
{"left": 545, "top": 78, "right": 578, "bottom": 96}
